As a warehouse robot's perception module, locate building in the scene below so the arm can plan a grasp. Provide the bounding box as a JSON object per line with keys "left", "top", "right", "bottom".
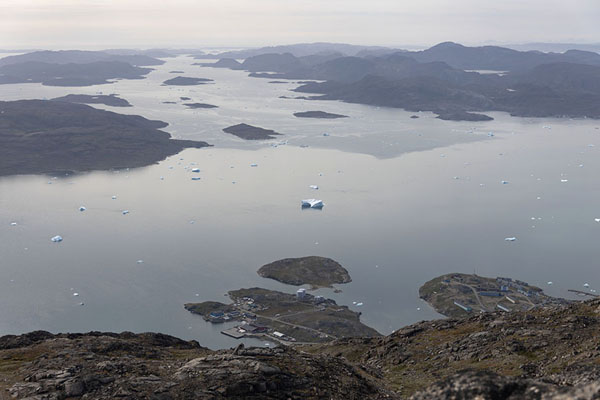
{"left": 296, "top": 288, "right": 306, "bottom": 300}
{"left": 454, "top": 301, "right": 472, "bottom": 312}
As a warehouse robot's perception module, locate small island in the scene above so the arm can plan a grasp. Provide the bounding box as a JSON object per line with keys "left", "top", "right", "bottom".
{"left": 185, "top": 287, "right": 379, "bottom": 344}
{"left": 419, "top": 273, "right": 570, "bottom": 318}
{"left": 436, "top": 111, "right": 494, "bottom": 122}
{"left": 51, "top": 94, "right": 132, "bottom": 107}
{"left": 0, "top": 100, "right": 210, "bottom": 176}
{"left": 183, "top": 103, "right": 218, "bottom": 109}
{"left": 223, "top": 123, "right": 282, "bottom": 140}
{"left": 162, "top": 76, "right": 214, "bottom": 86}
{"left": 258, "top": 256, "right": 351, "bottom": 288}
{"left": 293, "top": 111, "right": 348, "bottom": 119}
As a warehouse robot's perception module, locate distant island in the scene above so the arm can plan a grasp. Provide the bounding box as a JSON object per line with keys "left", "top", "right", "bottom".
{"left": 185, "top": 287, "right": 379, "bottom": 344}
{"left": 223, "top": 123, "right": 282, "bottom": 140}
{"left": 293, "top": 111, "right": 348, "bottom": 119}
{"left": 0, "top": 61, "right": 152, "bottom": 87}
{"left": 51, "top": 94, "right": 132, "bottom": 107}
{"left": 419, "top": 273, "right": 570, "bottom": 318}
{"left": 201, "top": 42, "right": 600, "bottom": 121}
{"left": 0, "top": 100, "right": 210, "bottom": 176}
{"left": 183, "top": 103, "right": 218, "bottom": 109}
{"left": 257, "top": 256, "right": 351, "bottom": 288}
{"left": 162, "top": 76, "right": 214, "bottom": 86}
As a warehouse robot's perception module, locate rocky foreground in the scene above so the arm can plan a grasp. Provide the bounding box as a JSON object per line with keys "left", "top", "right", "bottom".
{"left": 2, "top": 298, "right": 600, "bottom": 399}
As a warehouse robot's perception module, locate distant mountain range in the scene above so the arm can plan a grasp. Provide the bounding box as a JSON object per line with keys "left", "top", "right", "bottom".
{"left": 203, "top": 42, "right": 600, "bottom": 120}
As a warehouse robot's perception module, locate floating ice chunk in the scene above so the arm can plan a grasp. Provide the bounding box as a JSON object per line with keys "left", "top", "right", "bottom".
{"left": 453, "top": 176, "right": 459, "bottom": 180}
{"left": 122, "top": 210, "right": 130, "bottom": 215}
{"left": 547, "top": 281, "right": 553, "bottom": 285}
{"left": 352, "top": 301, "right": 357, "bottom": 305}
{"left": 250, "top": 163, "right": 258, "bottom": 167}
{"left": 160, "top": 176, "right": 164, "bottom": 180}
{"left": 191, "top": 177, "right": 201, "bottom": 181}
{"left": 73, "top": 292, "right": 79, "bottom": 296}
{"left": 309, "top": 185, "right": 319, "bottom": 190}
{"left": 322, "top": 132, "right": 330, "bottom": 136}
{"left": 595, "top": 218, "right": 600, "bottom": 222}
{"left": 191, "top": 168, "right": 200, "bottom": 173}
{"left": 487, "top": 132, "right": 494, "bottom": 137}
{"left": 79, "top": 302, "right": 84, "bottom": 306}
{"left": 79, "top": 206, "right": 86, "bottom": 212}
{"left": 501, "top": 180, "right": 509, "bottom": 184}
{"left": 136, "top": 260, "right": 144, "bottom": 264}
{"left": 112, "top": 196, "right": 117, "bottom": 200}
{"left": 560, "top": 179, "right": 568, "bottom": 183}
{"left": 356, "top": 302, "right": 363, "bottom": 306}
{"left": 583, "top": 283, "right": 590, "bottom": 288}
{"left": 10, "top": 222, "right": 17, "bottom": 226}
{"left": 301, "top": 199, "right": 324, "bottom": 209}
{"left": 168, "top": 166, "right": 174, "bottom": 169}
{"left": 504, "top": 237, "right": 517, "bottom": 242}
{"left": 51, "top": 235, "right": 63, "bottom": 242}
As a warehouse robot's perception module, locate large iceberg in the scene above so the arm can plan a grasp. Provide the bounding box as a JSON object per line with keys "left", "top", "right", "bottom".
{"left": 301, "top": 199, "right": 324, "bottom": 209}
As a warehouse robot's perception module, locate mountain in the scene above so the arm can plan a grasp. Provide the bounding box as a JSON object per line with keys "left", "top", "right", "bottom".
{"left": 193, "top": 42, "right": 392, "bottom": 59}
{"left": 0, "top": 50, "right": 164, "bottom": 67}
{"left": 406, "top": 41, "right": 600, "bottom": 71}
{"left": 1, "top": 298, "right": 598, "bottom": 399}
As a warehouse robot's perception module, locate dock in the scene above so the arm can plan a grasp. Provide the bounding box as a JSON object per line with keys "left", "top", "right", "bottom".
{"left": 221, "top": 327, "right": 246, "bottom": 339}
{"left": 568, "top": 289, "right": 599, "bottom": 298}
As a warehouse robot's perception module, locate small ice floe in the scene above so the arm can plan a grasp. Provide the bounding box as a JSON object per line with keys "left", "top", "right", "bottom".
{"left": 309, "top": 185, "right": 319, "bottom": 190}
{"left": 560, "top": 179, "right": 568, "bottom": 183}
{"left": 136, "top": 260, "right": 144, "bottom": 264}
{"left": 322, "top": 133, "right": 330, "bottom": 137}
{"left": 595, "top": 218, "right": 600, "bottom": 222}
{"left": 160, "top": 176, "right": 164, "bottom": 180}
{"left": 112, "top": 195, "right": 117, "bottom": 200}
{"left": 301, "top": 199, "right": 324, "bottom": 209}
{"left": 417, "top": 307, "right": 421, "bottom": 311}
{"left": 168, "top": 166, "right": 174, "bottom": 169}
{"left": 10, "top": 222, "right": 17, "bottom": 226}
{"left": 191, "top": 177, "right": 201, "bottom": 181}
{"left": 583, "top": 283, "right": 590, "bottom": 288}
{"left": 352, "top": 301, "right": 357, "bottom": 305}
{"left": 191, "top": 168, "right": 200, "bottom": 173}
{"left": 73, "top": 292, "right": 79, "bottom": 296}
{"left": 250, "top": 163, "right": 258, "bottom": 167}
{"left": 79, "top": 302, "right": 84, "bottom": 306}
{"left": 504, "top": 237, "right": 517, "bottom": 242}
{"left": 487, "top": 132, "right": 494, "bottom": 137}
{"left": 547, "top": 281, "right": 553, "bottom": 285}
{"left": 79, "top": 206, "right": 86, "bottom": 212}
{"left": 122, "top": 210, "right": 130, "bottom": 215}
{"left": 501, "top": 180, "right": 509, "bottom": 184}
{"left": 453, "top": 176, "right": 459, "bottom": 180}
{"left": 51, "top": 235, "right": 63, "bottom": 242}
{"left": 356, "top": 302, "right": 363, "bottom": 307}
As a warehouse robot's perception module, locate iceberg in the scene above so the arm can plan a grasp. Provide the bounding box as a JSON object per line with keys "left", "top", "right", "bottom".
{"left": 250, "top": 163, "right": 258, "bottom": 167}
{"left": 122, "top": 210, "right": 130, "bottom": 215}
{"left": 10, "top": 222, "right": 17, "bottom": 226}
{"left": 79, "top": 206, "right": 86, "bottom": 212}
{"left": 51, "top": 235, "right": 63, "bottom": 242}
{"left": 191, "top": 168, "right": 200, "bottom": 173}
{"left": 309, "top": 185, "right": 319, "bottom": 190}
{"left": 301, "top": 199, "right": 324, "bottom": 209}
{"left": 191, "top": 177, "right": 201, "bottom": 181}
{"left": 504, "top": 237, "right": 517, "bottom": 242}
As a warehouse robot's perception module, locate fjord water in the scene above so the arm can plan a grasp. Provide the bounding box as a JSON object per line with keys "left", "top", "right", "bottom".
{"left": 1, "top": 55, "right": 599, "bottom": 348}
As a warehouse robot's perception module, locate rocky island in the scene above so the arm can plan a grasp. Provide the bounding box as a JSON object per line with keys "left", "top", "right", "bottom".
{"left": 185, "top": 287, "right": 379, "bottom": 344}
{"left": 293, "top": 111, "right": 349, "bottom": 119}
{"left": 162, "top": 76, "right": 214, "bottom": 85}
{"left": 222, "top": 123, "right": 282, "bottom": 140}
{"left": 0, "top": 100, "right": 210, "bottom": 176}
{"left": 419, "top": 273, "right": 569, "bottom": 318}
{"left": 257, "top": 256, "right": 351, "bottom": 288}
{"left": 51, "top": 94, "right": 132, "bottom": 107}
{"left": 184, "top": 103, "right": 218, "bottom": 109}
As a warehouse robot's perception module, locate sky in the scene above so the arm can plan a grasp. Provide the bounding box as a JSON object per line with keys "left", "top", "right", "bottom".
{"left": 1, "top": 0, "right": 599, "bottom": 50}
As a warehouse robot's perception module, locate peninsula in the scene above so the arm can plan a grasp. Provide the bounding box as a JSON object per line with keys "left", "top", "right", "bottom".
{"left": 183, "top": 103, "right": 218, "bottom": 109}
{"left": 257, "top": 256, "right": 351, "bottom": 288}
{"left": 0, "top": 100, "right": 210, "bottom": 176}
{"left": 185, "top": 287, "right": 379, "bottom": 344}
{"left": 51, "top": 94, "right": 132, "bottom": 107}
{"left": 419, "top": 273, "right": 570, "bottom": 318}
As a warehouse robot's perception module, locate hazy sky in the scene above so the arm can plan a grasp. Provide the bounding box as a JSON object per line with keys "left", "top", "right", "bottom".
{"left": 1, "top": 0, "right": 599, "bottom": 49}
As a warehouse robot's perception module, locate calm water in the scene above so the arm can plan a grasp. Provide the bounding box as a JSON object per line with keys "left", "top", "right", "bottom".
{"left": 1, "top": 55, "right": 599, "bottom": 348}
